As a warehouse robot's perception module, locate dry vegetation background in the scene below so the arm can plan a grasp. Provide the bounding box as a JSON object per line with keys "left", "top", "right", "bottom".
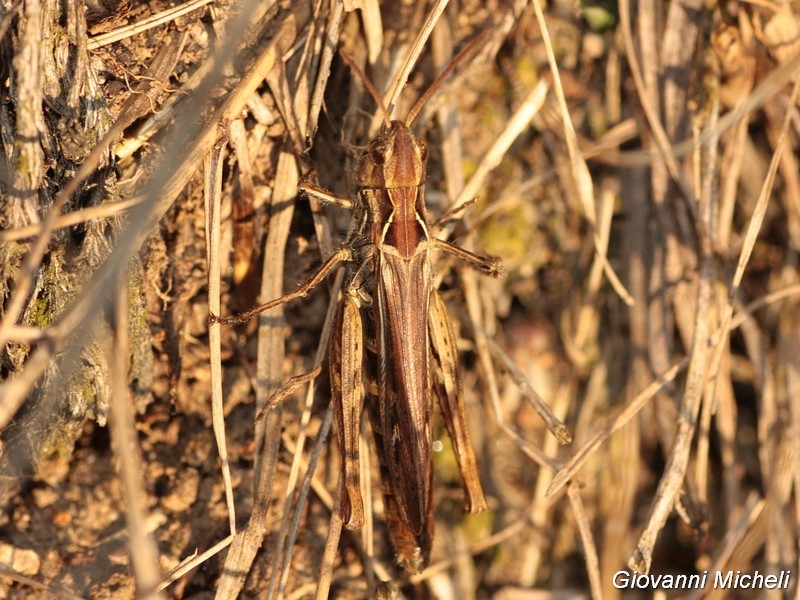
{"left": 1, "top": 0, "right": 800, "bottom": 598}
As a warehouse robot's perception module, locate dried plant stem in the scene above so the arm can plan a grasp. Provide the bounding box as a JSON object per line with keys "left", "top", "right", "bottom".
{"left": 276, "top": 406, "right": 335, "bottom": 598}
{"left": 410, "top": 517, "right": 529, "bottom": 584}
{"left": 205, "top": 138, "right": 237, "bottom": 535}
{"left": 463, "top": 269, "right": 559, "bottom": 471}
{"left": 618, "top": 0, "right": 692, "bottom": 199}
{"left": 567, "top": 483, "right": 602, "bottom": 599}
{"left": 269, "top": 275, "right": 343, "bottom": 599}
{"left": 87, "top": 0, "right": 214, "bottom": 49}
{"left": 548, "top": 358, "right": 689, "bottom": 496}
{"left": 109, "top": 273, "right": 163, "bottom": 598}
{"left": 686, "top": 494, "right": 766, "bottom": 600}
{"left": 447, "top": 80, "right": 548, "bottom": 222}
{"left": 316, "top": 463, "right": 345, "bottom": 600}
{"left": 487, "top": 337, "right": 570, "bottom": 444}
{"left": 731, "top": 283, "right": 800, "bottom": 329}
{"left": 157, "top": 535, "right": 235, "bottom": 592}
{"left": 531, "top": 0, "right": 632, "bottom": 307}
{"left": 306, "top": 0, "right": 344, "bottom": 139}
{"left": 708, "top": 78, "right": 800, "bottom": 382}
{"left": 0, "top": 196, "right": 145, "bottom": 243}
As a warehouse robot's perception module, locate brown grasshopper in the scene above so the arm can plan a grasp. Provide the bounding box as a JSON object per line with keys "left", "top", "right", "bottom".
{"left": 212, "top": 38, "right": 504, "bottom": 571}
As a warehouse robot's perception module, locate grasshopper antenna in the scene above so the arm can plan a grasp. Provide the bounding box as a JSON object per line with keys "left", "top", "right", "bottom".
{"left": 340, "top": 50, "right": 392, "bottom": 128}
{"left": 405, "top": 31, "right": 489, "bottom": 127}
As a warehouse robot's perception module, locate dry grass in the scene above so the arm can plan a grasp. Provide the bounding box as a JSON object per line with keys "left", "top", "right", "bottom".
{"left": 1, "top": 0, "right": 799, "bottom": 598}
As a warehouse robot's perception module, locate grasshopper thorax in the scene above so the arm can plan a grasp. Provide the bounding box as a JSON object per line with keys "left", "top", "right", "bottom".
{"left": 356, "top": 121, "right": 428, "bottom": 190}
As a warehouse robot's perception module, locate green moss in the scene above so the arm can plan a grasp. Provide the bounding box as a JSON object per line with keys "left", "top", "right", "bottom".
{"left": 580, "top": 1, "right": 618, "bottom": 31}
{"left": 459, "top": 506, "right": 494, "bottom": 546}
{"left": 15, "top": 148, "right": 30, "bottom": 174}
{"left": 480, "top": 205, "right": 534, "bottom": 265}
{"left": 513, "top": 53, "right": 540, "bottom": 92}
{"left": 30, "top": 297, "right": 52, "bottom": 327}
{"left": 433, "top": 432, "right": 460, "bottom": 483}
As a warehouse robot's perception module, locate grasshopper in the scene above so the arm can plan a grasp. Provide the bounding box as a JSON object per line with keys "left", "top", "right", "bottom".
{"left": 212, "top": 38, "right": 504, "bottom": 572}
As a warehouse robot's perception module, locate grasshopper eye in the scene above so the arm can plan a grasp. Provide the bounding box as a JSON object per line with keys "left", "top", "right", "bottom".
{"left": 371, "top": 146, "right": 389, "bottom": 165}
{"left": 417, "top": 140, "right": 428, "bottom": 161}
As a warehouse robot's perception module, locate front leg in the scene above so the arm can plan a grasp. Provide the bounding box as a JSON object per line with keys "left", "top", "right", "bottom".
{"left": 299, "top": 174, "right": 353, "bottom": 210}
{"left": 432, "top": 237, "right": 506, "bottom": 278}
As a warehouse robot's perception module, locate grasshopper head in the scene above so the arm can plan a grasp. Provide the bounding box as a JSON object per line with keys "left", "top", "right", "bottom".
{"left": 357, "top": 121, "right": 427, "bottom": 189}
